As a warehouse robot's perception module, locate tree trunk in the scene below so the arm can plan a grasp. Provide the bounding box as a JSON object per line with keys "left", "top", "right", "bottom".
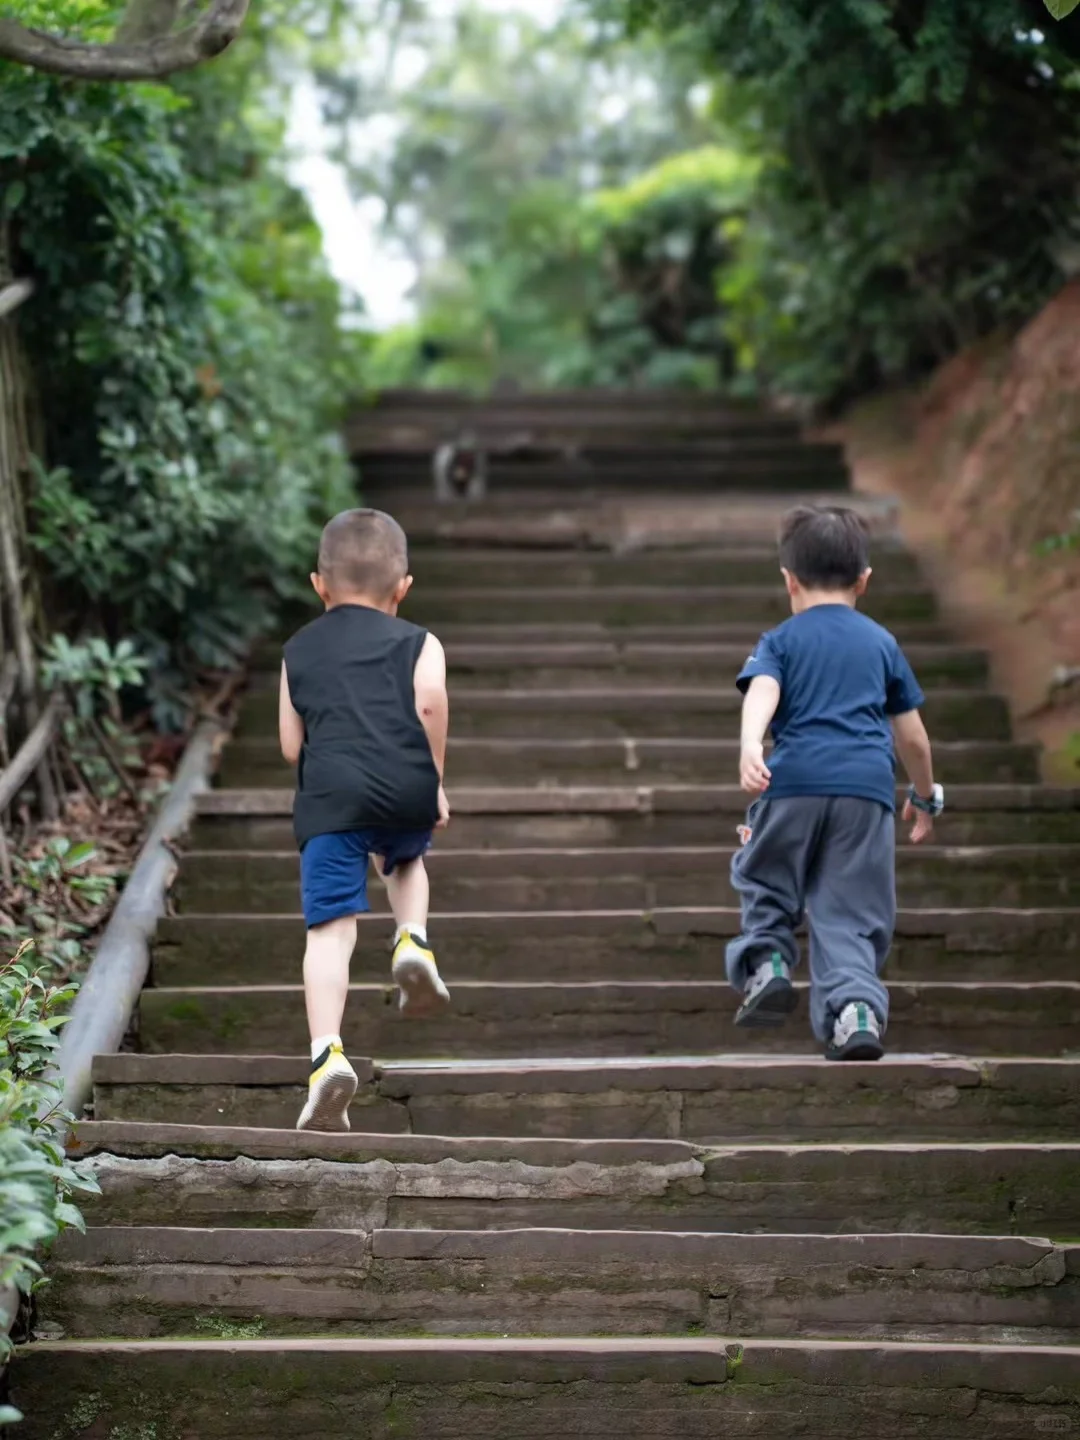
{"left": 0, "top": 226, "right": 58, "bottom": 821}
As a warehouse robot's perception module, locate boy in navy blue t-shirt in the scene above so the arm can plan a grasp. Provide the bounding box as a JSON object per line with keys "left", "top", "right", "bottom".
{"left": 729, "top": 505, "right": 943, "bottom": 1060}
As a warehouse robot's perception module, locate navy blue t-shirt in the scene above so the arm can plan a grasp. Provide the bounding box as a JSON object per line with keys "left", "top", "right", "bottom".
{"left": 736, "top": 604, "right": 925, "bottom": 810}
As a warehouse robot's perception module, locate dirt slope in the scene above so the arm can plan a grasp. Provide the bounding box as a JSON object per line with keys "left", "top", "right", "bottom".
{"left": 832, "top": 281, "right": 1080, "bottom": 782}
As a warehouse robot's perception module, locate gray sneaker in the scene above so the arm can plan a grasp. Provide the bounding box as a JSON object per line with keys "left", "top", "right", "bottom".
{"left": 825, "top": 1001, "right": 885, "bottom": 1062}
{"left": 735, "top": 952, "right": 798, "bottom": 1028}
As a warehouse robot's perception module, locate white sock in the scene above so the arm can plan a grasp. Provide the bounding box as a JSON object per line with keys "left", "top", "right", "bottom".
{"left": 311, "top": 1033, "right": 342, "bottom": 1063}
{"left": 394, "top": 923, "right": 427, "bottom": 946}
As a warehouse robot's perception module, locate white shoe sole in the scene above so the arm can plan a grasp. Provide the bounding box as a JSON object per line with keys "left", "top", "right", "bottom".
{"left": 392, "top": 954, "right": 451, "bottom": 1017}
{"left": 296, "top": 1067, "right": 358, "bottom": 1131}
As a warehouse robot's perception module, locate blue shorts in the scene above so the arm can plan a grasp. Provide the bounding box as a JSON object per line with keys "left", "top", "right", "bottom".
{"left": 300, "top": 828, "right": 433, "bottom": 929}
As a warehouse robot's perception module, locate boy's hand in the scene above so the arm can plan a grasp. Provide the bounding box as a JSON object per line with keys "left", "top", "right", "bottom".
{"left": 902, "top": 798, "right": 934, "bottom": 844}
{"left": 436, "top": 785, "right": 451, "bottom": 829}
{"left": 739, "top": 743, "right": 771, "bottom": 796}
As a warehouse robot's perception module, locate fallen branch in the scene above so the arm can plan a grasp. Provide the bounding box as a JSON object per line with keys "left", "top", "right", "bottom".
{"left": 0, "top": 0, "right": 249, "bottom": 80}
{"left": 86, "top": 714, "right": 142, "bottom": 806}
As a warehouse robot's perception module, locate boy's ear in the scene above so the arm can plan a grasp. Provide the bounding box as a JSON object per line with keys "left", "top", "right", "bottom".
{"left": 311, "top": 572, "right": 332, "bottom": 607}
{"left": 392, "top": 574, "right": 414, "bottom": 606}
{"left": 780, "top": 567, "right": 798, "bottom": 597}
{"left": 854, "top": 567, "right": 872, "bottom": 597}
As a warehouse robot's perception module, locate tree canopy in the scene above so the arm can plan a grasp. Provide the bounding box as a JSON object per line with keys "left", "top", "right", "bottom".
{"left": 343, "top": 0, "right": 1080, "bottom": 405}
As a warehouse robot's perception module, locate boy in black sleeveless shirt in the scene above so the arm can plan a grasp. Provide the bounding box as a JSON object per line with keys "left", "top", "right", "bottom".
{"left": 280, "top": 508, "right": 451, "bottom": 1131}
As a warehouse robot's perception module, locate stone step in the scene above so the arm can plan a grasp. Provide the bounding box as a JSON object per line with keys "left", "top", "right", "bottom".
{"left": 173, "top": 843, "right": 1077, "bottom": 913}
{"left": 447, "top": 649, "right": 985, "bottom": 688}
{"left": 364, "top": 439, "right": 842, "bottom": 462}
{"left": 72, "top": 1126, "right": 1080, "bottom": 1235}
{"left": 402, "top": 546, "right": 923, "bottom": 587}
{"left": 386, "top": 436, "right": 842, "bottom": 458}
{"left": 17, "top": 1336, "right": 1080, "bottom": 1439}
{"left": 234, "top": 687, "right": 1011, "bottom": 741}
{"left": 363, "top": 461, "right": 851, "bottom": 491}
{"left": 42, "top": 1226, "right": 1080, "bottom": 1344}
{"left": 250, "top": 642, "right": 989, "bottom": 688}
{"left": 412, "top": 619, "right": 953, "bottom": 643}
{"left": 134, "top": 979, "right": 1080, "bottom": 1058}
{"left": 216, "top": 736, "right": 1041, "bottom": 787}
{"left": 447, "top": 644, "right": 986, "bottom": 688}
{"left": 153, "top": 907, "right": 1080, "bottom": 985}
{"left": 262, "top": 639, "right": 990, "bottom": 676}
{"left": 190, "top": 803, "right": 1080, "bottom": 850}
{"left": 91, "top": 1053, "right": 1080, "bottom": 1142}
{"left": 385, "top": 494, "right": 900, "bottom": 547}
{"left": 397, "top": 586, "right": 936, "bottom": 627}
{"left": 189, "top": 782, "right": 1080, "bottom": 850}
{"left": 373, "top": 488, "right": 872, "bottom": 524}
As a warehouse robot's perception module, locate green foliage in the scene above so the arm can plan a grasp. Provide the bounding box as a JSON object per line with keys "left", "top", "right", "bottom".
{"left": 1046, "top": 1, "right": 1080, "bottom": 20}
{"left": 42, "top": 636, "right": 147, "bottom": 722}
{"left": 590, "top": 144, "right": 757, "bottom": 223}
{"left": 0, "top": 941, "right": 101, "bottom": 1389}
{"left": 0, "top": 838, "right": 116, "bottom": 978}
{"left": 1037, "top": 509, "right": 1080, "bottom": 552}
{"left": 1, "top": 19, "right": 355, "bottom": 727}
{"left": 339, "top": 0, "right": 1080, "bottom": 405}
{"left": 595, "top": 0, "right": 1080, "bottom": 405}
{"left": 575, "top": 145, "right": 761, "bottom": 388}
{"left": 328, "top": 4, "right": 721, "bottom": 390}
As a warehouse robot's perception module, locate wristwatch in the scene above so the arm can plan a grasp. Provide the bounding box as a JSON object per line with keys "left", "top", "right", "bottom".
{"left": 907, "top": 782, "right": 945, "bottom": 816}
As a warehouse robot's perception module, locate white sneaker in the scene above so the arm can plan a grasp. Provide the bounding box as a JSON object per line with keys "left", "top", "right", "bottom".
{"left": 296, "top": 1043, "right": 358, "bottom": 1131}
{"left": 392, "top": 930, "right": 450, "bottom": 1017}
{"left": 826, "top": 1001, "right": 885, "bottom": 1062}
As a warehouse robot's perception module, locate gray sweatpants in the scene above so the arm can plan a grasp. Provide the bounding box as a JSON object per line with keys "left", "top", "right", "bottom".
{"left": 725, "top": 795, "right": 895, "bottom": 1041}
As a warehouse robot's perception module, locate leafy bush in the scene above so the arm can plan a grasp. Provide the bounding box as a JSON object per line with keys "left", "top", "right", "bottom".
{"left": 41, "top": 637, "right": 147, "bottom": 724}
{"left": 0, "top": 840, "right": 116, "bottom": 980}
{"left": 0, "top": 941, "right": 100, "bottom": 1417}
{"left": 329, "top": 4, "right": 722, "bottom": 392}
{"left": 1, "top": 44, "right": 354, "bottom": 728}
{"left": 599, "top": 0, "right": 1080, "bottom": 406}
{"left": 574, "top": 145, "right": 762, "bottom": 389}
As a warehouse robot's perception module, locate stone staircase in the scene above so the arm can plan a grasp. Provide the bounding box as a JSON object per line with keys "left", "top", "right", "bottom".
{"left": 11, "top": 398, "right": 1080, "bottom": 1436}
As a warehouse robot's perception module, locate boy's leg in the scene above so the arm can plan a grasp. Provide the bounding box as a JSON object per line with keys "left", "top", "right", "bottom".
{"left": 726, "top": 797, "right": 826, "bottom": 1027}
{"left": 804, "top": 797, "right": 894, "bottom": 1060}
{"left": 296, "top": 834, "right": 367, "bottom": 1131}
{"left": 376, "top": 853, "right": 430, "bottom": 935}
{"left": 303, "top": 916, "right": 357, "bottom": 1043}
{"left": 372, "top": 833, "right": 450, "bottom": 1016}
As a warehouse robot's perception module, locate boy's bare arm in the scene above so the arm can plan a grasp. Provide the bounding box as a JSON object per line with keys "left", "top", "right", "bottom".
{"left": 415, "top": 633, "right": 450, "bottom": 825}
{"left": 891, "top": 709, "right": 934, "bottom": 796}
{"left": 279, "top": 661, "right": 304, "bottom": 765}
{"left": 891, "top": 709, "right": 936, "bottom": 843}
{"left": 739, "top": 675, "right": 781, "bottom": 795}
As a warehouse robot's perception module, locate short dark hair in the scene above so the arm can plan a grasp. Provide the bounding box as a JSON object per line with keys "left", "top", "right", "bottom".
{"left": 778, "top": 505, "right": 870, "bottom": 591}
{"left": 317, "top": 508, "right": 408, "bottom": 598}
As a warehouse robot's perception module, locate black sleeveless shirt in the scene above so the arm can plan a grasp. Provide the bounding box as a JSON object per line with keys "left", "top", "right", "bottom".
{"left": 283, "top": 605, "right": 441, "bottom": 847}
